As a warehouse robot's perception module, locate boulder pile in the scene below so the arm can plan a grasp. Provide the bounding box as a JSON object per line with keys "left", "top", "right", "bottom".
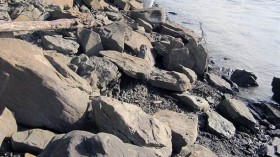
{"left": 0, "top": 0, "right": 279, "bottom": 157}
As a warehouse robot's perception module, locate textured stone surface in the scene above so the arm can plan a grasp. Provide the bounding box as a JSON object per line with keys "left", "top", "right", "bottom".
{"left": 177, "top": 144, "right": 218, "bottom": 157}
{"left": 206, "top": 73, "right": 232, "bottom": 93}
{"left": 0, "top": 108, "right": 17, "bottom": 145}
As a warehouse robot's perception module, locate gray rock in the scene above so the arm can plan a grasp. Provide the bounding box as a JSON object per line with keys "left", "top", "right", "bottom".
{"left": 154, "top": 110, "right": 198, "bottom": 153}
{"left": 137, "top": 18, "right": 153, "bottom": 32}
{"left": 100, "top": 50, "right": 192, "bottom": 92}
{"left": 206, "top": 111, "right": 236, "bottom": 139}
{"left": 261, "top": 103, "right": 280, "bottom": 127}
{"left": 76, "top": 28, "right": 103, "bottom": 57}
{"left": 42, "top": 35, "right": 79, "bottom": 55}
{"left": 0, "top": 39, "right": 92, "bottom": 132}
{"left": 91, "top": 96, "right": 172, "bottom": 157}
{"left": 206, "top": 73, "right": 232, "bottom": 93}
{"left": 11, "top": 129, "right": 55, "bottom": 155}
{"left": 130, "top": 7, "right": 166, "bottom": 25}
{"left": 177, "top": 144, "right": 218, "bottom": 157}
{"left": 230, "top": 69, "right": 258, "bottom": 87}
{"left": 218, "top": 98, "right": 258, "bottom": 132}
{"left": 175, "top": 65, "right": 197, "bottom": 83}
{"left": 265, "top": 145, "right": 277, "bottom": 157}
{"left": 114, "top": 0, "right": 131, "bottom": 11}
{"left": 0, "top": 108, "right": 17, "bottom": 145}
{"left": 106, "top": 11, "right": 123, "bottom": 21}
{"left": 272, "top": 77, "right": 280, "bottom": 104}
{"left": 272, "top": 137, "right": 280, "bottom": 146}
{"left": 173, "top": 92, "right": 210, "bottom": 112}
{"left": 39, "top": 131, "right": 157, "bottom": 157}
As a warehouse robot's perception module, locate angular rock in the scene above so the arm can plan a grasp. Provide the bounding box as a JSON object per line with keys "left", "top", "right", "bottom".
{"left": 137, "top": 18, "right": 153, "bottom": 32}
{"left": 154, "top": 110, "right": 198, "bottom": 153}
{"left": 153, "top": 35, "right": 184, "bottom": 56}
{"left": 0, "top": 108, "right": 17, "bottom": 145}
{"left": 83, "top": 0, "right": 104, "bottom": 10}
{"left": 218, "top": 98, "right": 258, "bottom": 132}
{"left": 276, "top": 145, "right": 280, "bottom": 156}
{"left": 130, "top": 7, "right": 166, "bottom": 25}
{"left": 76, "top": 28, "right": 103, "bottom": 57}
{"left": 100, "top": 50, "right": 192, "bottom": 92}
{"left": 230, "top": 69, "right": 258, "bottom": 87}
{"left": 91, "top": 96, "right": 172, "bottom": 156}
{"left": 206, "top": 111, "right": 236, "bottom": 139}
{"left": 265, "top": 145, "right": 277, "bottom": 157}
{"left": 0, "top": 38, "right": 91, "bottom": 132}
{"left": 175, "top": 65, "right": 197, "bottom": 83}
{"left": 45, "top": 0, "right": 73, "bottom": 9}
{"left": 177, "top": 144, "right": 218, "bottom": 157}
{"left": 11, "top": 129, "right": 55, "bottom": 155}
{"left": 42, "top": 35, "right": 79, "bottom": 55}
{"left": 173, "top": 92, "right": 210, "bottom": 112}
{"left": 206, "top": 73, "right": 232, "bottom": 93}
{"left": 272, "top": 137, "right": 280, "bottom": 146}
{"left": 24, "top": 153, "right": 36, "bottom": 157}
{"left": 39, "top": 131, "right": 157, "bottom": 157}
{"left": 261, "top": 103, "right": 280, "bottom": 127}
{"left": 272, "top": 77, "right": 280, "bottom": 104}
{"left": 129, "top": 0, "right": 144, "bottom": 10}
{"left": 14, "top": 5, "right": 42, "bottom": 22}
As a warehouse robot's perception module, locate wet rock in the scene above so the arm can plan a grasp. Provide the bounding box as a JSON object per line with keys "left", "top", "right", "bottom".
{"left": 106, "top": 12, "right": 123, "bottom": 21}
{"left": 0, "top": 39, "right": 91, "bottom": 132}
{"left": 206, "top": 111, "right": 236, "bottom": 139}
{"left": 91, "top": 96, "right": 172, "bottom": 156}
{"left": 137, "top": 18, "right": 153, "bottom": 32}
{"left": 100, "top": 50, "right": 192, "bottom": 92}
{"left": 11, "top": 129, "right": 55, "bottom": 155}
{"left": 206, "top": 73, "right": 232, "bottom": 93}
{"left": 76, "top": 28, "right": 103, "bottom": 57}
{"left": 154, "top": 110, "right": 198, "bottom": 153}
{"left": 130, "top": 7, "right": 166, "bottom": 25}
{"left": 39, "top": 131, "right": 157, "bottom": 157}
{"left": 272, "top": 137, "right": 280, "bottom": 146}
{"left": 173, "top": 92, "right": 210, "bottom": 112}
{"left": 272, "top": 77, "right": 280, "bottom": 104}
{"left": 0, "top": 108, "right": 17, "bottom": 145}
{"left": 262, "top": 103, "right": 280, "bottom": 127}
{"left": 230, "top": 69, "right": 258, "bottom": 87}
{"left": 218, "top": 98, "right": 258, "bottom": 132}
{"left": 175, "top": 65, "right": 197, "bottom": 84}
{"left": 24, "top": 153, "right": 36, "bottom": 157}
{"left": 177, "top": 144, "right": 218, "bottom": 157}
{"left": 42, "top": 35, "right": 79, "bottom": 55}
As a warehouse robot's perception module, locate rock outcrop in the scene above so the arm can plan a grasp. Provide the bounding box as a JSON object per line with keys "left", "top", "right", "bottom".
{"left": 0, "top": 38, "right": 91, "bottom": 132}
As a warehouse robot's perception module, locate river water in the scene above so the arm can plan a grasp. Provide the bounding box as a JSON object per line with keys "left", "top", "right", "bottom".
{"left": 156, "top": 0, "right": 280, "bottom": 101}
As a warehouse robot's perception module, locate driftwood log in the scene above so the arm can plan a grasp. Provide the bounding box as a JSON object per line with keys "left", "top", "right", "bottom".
{"left": 0, "top": 18, "right": 96, "bottom": 32}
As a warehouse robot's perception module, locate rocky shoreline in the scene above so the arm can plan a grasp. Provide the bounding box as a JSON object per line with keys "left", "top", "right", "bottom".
{"left": 0, "top": 0, "right": 279, "bottom": 157}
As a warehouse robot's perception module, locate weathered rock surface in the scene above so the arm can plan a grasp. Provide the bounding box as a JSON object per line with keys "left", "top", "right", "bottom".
{"left": 206, "top": 73, "right": 232, "bottom": 93}
{"left": 177, "top": 144, "right": 218, "bottom": 157}
{"left": 91, "top": 96, "right": 172, "bottom": 156}
{"left": 218, "top": 98, "right": 258, "bottom": 132}
{"left": 42, "top": 35, "right": 79, "bottom": 55}
{"left": 262, "top": 103, "right": 280, "bottom": 127}
{"left": 272, "top": 137, "right": 280, "bottom": 146}
{"left": 206, "top": 111, "right": 235, "bottom": 139}
{"left": 45, "top": 0, "right": 73, "bottom": 9}
{"left": 175, "top": 65, "right": 197, "bottom": 83}
{"left": 173, "top": 92, "right": 210, "bottom": 112}
{"left": 154, "top": 110, "right": 198, "bottom": 153}
{"left": 230, "top": 69, "right": 258, "bottom": 87}
{"left": 83, "top": 0, "right": 106, "bottom": 10}
{"left": 76, "top": 28, "right": 103, "bottom": 57}
{"left": 0, "top": 38, "right": 91, "bottom": 132}
{"left": 0, "top": 108, "right": 17, "bottom": 145}
{"left": 39, "top": 131, "right": 157, "bottom": 157}
{"left": 114, "top": 0, "right": 131, "bottom": 11}
{"left": 130, "top": 7, "right": 166, "bottom": 25}
{"left": 100, "top": 50, "right": 192, "bottom": 92}
{"left": 11, "top": 129, "right": 55, "bottom": 155}
{"left": 137, "top": 18, "right": 153, "bottom": 32}
{"left": 272, "top": 77, "right": 280, "bottom": 104}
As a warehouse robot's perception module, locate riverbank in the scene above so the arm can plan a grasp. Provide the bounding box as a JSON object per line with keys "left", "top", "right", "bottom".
{"left": 0, "top": 0, "right": 279, "bottom": 157}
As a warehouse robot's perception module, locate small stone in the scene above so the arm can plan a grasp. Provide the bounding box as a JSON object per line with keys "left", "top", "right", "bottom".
{"left": 137, "top": 18, "right": 153, "bottom": 32}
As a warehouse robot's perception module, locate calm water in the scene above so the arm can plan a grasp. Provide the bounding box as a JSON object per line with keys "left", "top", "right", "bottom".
{"left": 156, "top": 0, "right": 280, "bottom": 101}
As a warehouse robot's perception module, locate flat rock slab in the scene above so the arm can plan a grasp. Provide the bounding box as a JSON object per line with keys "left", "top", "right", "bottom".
{"left": 206, "top": 111, "right": 235, "bottom": 139}
{"left": 91, "top": 96, "right": 172, "bottom": 157}
{"left": 100, "top": 50, "right": 192, "bottom": 92}
{"left": 38, "top": 131, "right": 157, "bottom": 157}
{"left": 12, "top": 129, "right": 55, "bottom": 155}
{"left": 154, "top": 110, "right": 198, "bottom": 153}
{"left": 218, "top": 98, "right": 258, "bottom": 132}
{"left": 177, "top": 144, "right": 218, "bottom": 157}
{"left": 173, "top": 92, "right": 210, "bottom": 112}
{"left": 0, "top": 38, "right": 91, "bottom": 132}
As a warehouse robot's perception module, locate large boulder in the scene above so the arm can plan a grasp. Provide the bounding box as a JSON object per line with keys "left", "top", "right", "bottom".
{"left": 173, "top": 92, "right": 210, "bottom": 112}
{"left": 0, "top": 38, "right": 92, "bottom": 132}
{"left": 0, "top": 107, "right": 17, "bottom": 145}
{"left": 129, "top": 7, "right": 166, "bottom": 25}
{"left": 11, "top": 129, "right": 55, "bottom": 155}
{"left": 230, "top": 69, "right": 258, "bottom": 87}
{"left": 91, "top": 96, "right": 172, "bottom": 156}
{"left": 154, "top": 110, "right": 198, "bottom": 153}
{"left": 177, "top": 144, "right": 218, "bottom": 157}
{"left": 76, "top": 28, "right": 103, "bottom": 57}
{"left": 39, "top": 131, "right": 157, "bottom": 157}
{"left": 218, "top": 98, "right": 258, "bottom": 132}
{"left": 100, "top": 50, "right": 192, "bottom": 92}
{"left": 272, "top": 77, "right": 280, "bottom": 104}
{"left": 206, "top": 111, "right": 235, "bottom": 139}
